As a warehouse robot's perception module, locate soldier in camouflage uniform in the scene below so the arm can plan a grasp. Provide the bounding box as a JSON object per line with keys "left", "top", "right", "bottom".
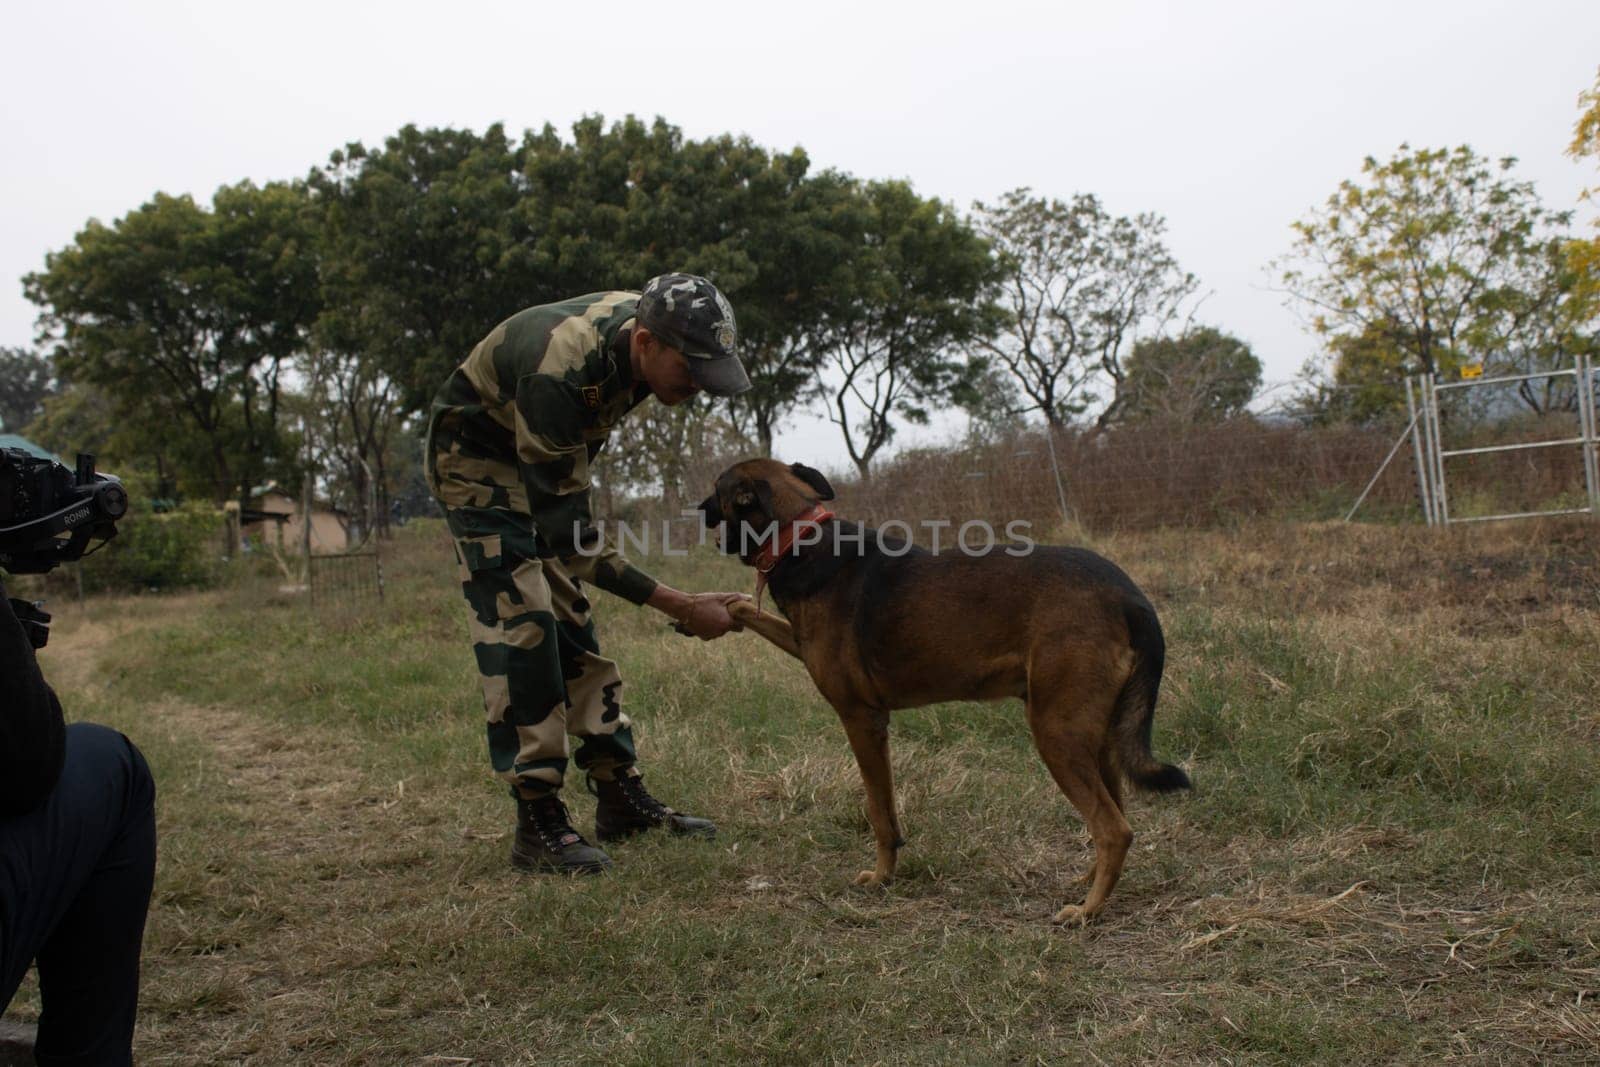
{"left": 425, "top": 274, "right": 751, "bottom": 873}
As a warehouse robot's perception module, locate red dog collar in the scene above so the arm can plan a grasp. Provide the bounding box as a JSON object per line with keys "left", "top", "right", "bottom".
{"left": 752, "top": 503, "right": 836, "bottom": 575}
{"left": 750, "top": 503, "right": 835, "bottom": 617}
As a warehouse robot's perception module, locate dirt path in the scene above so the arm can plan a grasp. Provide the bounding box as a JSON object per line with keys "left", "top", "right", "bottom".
{"left": 44, "top": 597, "right": 370, "bottom": 813}
{"left": 35, "top": 597, "right": 462, "bottom": 1064}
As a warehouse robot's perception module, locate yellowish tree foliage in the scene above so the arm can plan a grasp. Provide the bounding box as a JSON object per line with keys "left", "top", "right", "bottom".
{"left": 1567, "top": 68, "right": 1600, "bottom": 305}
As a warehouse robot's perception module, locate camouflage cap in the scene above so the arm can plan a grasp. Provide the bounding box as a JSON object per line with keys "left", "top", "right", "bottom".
{"left": 636, "top": 273, "right": 751, "bottom": 396}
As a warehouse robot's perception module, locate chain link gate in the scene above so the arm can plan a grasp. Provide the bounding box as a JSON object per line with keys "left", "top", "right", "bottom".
{"left": 1406, "top": 355, "right": 1600, "bottom": 526}
{"left": 308, "top": 546, "right": 385, "bottom": 608}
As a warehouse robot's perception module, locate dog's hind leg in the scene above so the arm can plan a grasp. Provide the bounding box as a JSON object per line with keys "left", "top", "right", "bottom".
{"left": 1073, "top": 742, "right": 1127, "bottom": 888}
{"left": 837, "top": 708, "right": 903, "bottom": 888}
{"left": 1025, "top": 665, "right": 1133, "bottom": 924}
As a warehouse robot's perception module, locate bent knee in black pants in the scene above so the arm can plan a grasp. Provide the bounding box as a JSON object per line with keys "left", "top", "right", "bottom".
{"left": 0, "top": 722, "right": 157, "bottom": 1067}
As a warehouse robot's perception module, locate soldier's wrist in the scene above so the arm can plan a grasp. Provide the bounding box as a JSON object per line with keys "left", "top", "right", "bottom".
{"left": 648, "top": 585, "right": 695, "bottom": 623}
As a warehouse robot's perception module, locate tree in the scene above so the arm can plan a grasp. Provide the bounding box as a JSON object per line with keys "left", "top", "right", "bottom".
{"left": 595, "top": 394, "right": 751, "bottom": 517}
{"left": 311, "top": 124, "right": 534, "bottom": 413}
{"left": 519, "top": 116, "right": 844, "bottom": 455}
{"left": 1566, "top": 68, "right": 1600, "bottom": 325}
{"left": 26, "top": 375, "right": 247, "bottom": 497}
{"left": 296, "top": 348, "right": 404, "bottom": 541}
{"left": 25, "top": 382, "right": 127, "bottom": 468}
{"left": 1574, "top": 67, "right": 1600, "bottom": 185}
{"left": 24, "top": 181, "right": 319, "bottom": 504}
{"left": 972, "top": 189, "right": 1199, "bottom": 429}
{"left": 0, "top": 348, "right": 55, "bottom": 433}
{"left": 316, "top": 114, "right": 844, "bottom": 457}
{"left": 1474, "top": 238, "right": 1595, "bottom": 413}
{"left": 1120, "top": 327, "right": 1262, "bottom": 423}
{"left": 1285, "top": 324, "right": 1418, "bottom": 425}
{"left": 1276, "top": 145, "right": 1587, "bottom": 397}
{"left": 948, "top": 357, "right": 1033, "bottom": 439}
{"left": 817, "top": 180, "right": 998, "bottom": 481}
{"left": 723, "top": 168, "right": 866, "bottom": 455}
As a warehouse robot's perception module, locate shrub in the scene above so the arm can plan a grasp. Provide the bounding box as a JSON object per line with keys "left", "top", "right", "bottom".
{"left": 80, "top": 503, "right": 223, "bottom": 592}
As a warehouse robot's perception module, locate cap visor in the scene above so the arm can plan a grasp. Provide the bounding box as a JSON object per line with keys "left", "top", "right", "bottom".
{"left": 686, "top": 354, "right": 751, "bottom": 396}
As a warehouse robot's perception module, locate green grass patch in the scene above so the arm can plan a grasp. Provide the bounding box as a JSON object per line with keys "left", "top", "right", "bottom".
{"left": 9, "top": 517, "right": 1598, "bottom": 1064}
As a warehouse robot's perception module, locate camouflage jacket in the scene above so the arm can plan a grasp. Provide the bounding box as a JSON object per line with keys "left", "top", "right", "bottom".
{"left": 425, "top": 292, "right": 658, "bottom": 605}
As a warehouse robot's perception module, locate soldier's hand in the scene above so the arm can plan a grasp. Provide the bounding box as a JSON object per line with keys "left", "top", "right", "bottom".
{"left": 677, "top": 592, "right": 750, "bottom": 641}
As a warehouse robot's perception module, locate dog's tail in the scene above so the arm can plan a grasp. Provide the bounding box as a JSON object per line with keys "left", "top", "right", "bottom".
{"left": 1114, "top": 600, "right": 1191, "bottom": 793}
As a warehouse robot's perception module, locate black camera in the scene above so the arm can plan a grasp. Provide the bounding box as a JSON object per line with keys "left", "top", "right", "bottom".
{"left": 2, "top": 449, "right": 128, "bottom": 649}
{"left": 0, "top": 448, "right": 129, "bottom": 575}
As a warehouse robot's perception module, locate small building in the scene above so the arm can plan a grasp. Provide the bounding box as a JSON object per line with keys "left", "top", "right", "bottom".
{"left": 240, "top": 483, "right": 350, "bottom": 554}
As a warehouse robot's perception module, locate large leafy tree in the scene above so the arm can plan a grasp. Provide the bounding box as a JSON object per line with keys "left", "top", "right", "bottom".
{"left": 972, "top": 188, "right": 1199, "bottom": 429}
{"left": 1567, "top": 68, "right": 1600, "bottom": 321}
{"left": 1286, "top": 323, "right": 1423, "bottom": 426}
{"left": 27, "top": 378, "right": 251, "bottom": 498}
{"left": 24, "top": 181, "right": 319, "bottom": 503}
{"left": 519, "top": 116, "right": 846, "bottom": 455}
{"left": 817, "top": 179, "right": 998, "bottom": 481}
{"left": 1476, "top": 238, "right": 1596, "bottom": 412}
{"left": 318, "top": 115, "right": 844, "bottom": 457}
{"left": 0, "top": 347, "right": 55, "bottom": 433}
{"left": 1276, "top": 144, "right": 1589, "bottom": 414}
{"left": 310, "top": 124, "right": 534, "bottom": 413}
{"left": 720, "top": 167, "right": 865, "bottom": 456}
{"left": 1120, "top": 326, "right": 1262, "bottom": 424}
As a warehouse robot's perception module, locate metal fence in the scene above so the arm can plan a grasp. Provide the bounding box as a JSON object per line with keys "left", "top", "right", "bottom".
{"left": 602, "top": 369, "right": 1600, "bottom": 539}
{"left": 1408, "top": 355, "right": 1600, "bottom": 526}
{"left": 307, "top": 548, "right": 385, "bottom": 608}
{"left": 829, "top": 419, "right": 1427, "bottom": 534}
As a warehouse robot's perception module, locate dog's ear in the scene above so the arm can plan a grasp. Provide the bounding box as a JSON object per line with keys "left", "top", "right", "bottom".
{"left": 696, "top": 493, "right": 722, "bottom": 528}
{"left": 753, "top": 479, "right": 776, "bottom": 522}
{"left": 789, "top": 463, "right": 835, "bottom": 501}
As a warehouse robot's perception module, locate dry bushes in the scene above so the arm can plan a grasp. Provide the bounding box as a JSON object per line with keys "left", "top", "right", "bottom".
{"left": 803, "top": 419, "right": 1420, "bottom": 534}
{"left": 612, "top": 411, "right": 1597, "bottom": 540}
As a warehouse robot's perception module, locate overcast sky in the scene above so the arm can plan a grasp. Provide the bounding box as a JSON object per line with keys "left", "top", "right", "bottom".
{"left": 2, "top": 0, "right": 1596, "bottom": 467}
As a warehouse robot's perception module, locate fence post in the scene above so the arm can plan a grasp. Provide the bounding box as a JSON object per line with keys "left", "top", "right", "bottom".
{"left": 223, "top": 501, "right": 241, "bottom": 558}
{"left": 1405, "top": 377, "right": 1433, "bottom": 526}
{"left": 1579, "top": 351, "right": 1600, "bottom": 518}
{"left": 1422, "top": 373, "right": 1451, "bottom": 525}
{"left": 1420, "top": 372, "right": 1436, "bottom": 525}
{"left": 1043, "top": 425, "right": 1072, "bottom": 529}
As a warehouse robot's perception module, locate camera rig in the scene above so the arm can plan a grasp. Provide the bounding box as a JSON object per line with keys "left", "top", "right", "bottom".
{"left": 0, "top": 448, "right": 129, "bottom": 575}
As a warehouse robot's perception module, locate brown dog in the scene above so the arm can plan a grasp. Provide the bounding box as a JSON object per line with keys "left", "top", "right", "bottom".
{"left": 699, "top": 458, "right": 1190, "bottom": 924}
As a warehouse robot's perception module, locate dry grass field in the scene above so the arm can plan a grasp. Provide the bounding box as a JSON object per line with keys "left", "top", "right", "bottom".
{"left": 7, "top": 516, "right": 1599, "bottom": 1064}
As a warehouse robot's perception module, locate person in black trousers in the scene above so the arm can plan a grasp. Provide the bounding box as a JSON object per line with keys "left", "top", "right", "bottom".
{"left": 1, "top": 588, "right": 156, "bottom": 1066}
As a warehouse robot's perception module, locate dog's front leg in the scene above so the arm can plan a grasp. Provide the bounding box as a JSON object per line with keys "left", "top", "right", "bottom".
{"left": 728, "top": 599, "right": 803, "bottom": 660}
{"left": 839, "top": 709, "right": 903, "bottom": 887}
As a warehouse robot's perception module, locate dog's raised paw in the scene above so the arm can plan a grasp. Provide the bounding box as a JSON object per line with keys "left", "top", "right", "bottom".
{"left": 728, "top": 600, "right": 761, "bottom": 625}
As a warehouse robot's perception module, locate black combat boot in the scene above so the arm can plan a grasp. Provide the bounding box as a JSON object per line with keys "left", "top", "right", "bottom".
{"left": 590, "top": 772, "right": 717, "bottom": 842}
{"left": 512, "top": 794, "right": 612, "bottom": 873}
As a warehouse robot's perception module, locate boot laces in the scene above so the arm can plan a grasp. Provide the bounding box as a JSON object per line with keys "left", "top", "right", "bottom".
{"left": 620, "top": 775, "right": 673, "bottom": 820}
{"left": 591, "top": 773, "right": 672, "bottom": 820}
{"left": 525, "top": 795, "right": 584, "bottom": 849}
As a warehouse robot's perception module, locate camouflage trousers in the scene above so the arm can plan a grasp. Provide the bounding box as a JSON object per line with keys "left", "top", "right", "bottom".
{"left": 443, "top": 505, "right": 637, "bottom": 799}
